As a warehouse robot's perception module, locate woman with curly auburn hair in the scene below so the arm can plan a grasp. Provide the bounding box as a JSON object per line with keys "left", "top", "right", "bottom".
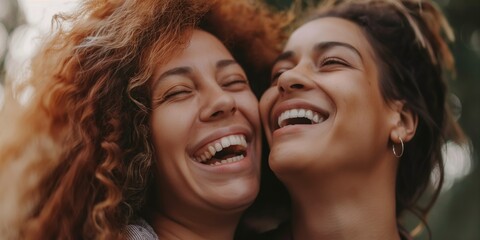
{"left": 259, "top": 0, "right": 465, "bottom": 239}
{"left": 0, "top": 0, "right": 286, "bottom": 239}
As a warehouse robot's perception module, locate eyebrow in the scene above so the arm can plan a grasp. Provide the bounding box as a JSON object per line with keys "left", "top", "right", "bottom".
{"left": 314, "top": 41, "right": 363, "bottom": 60}
{"left": 272, "top": 51, "right": 295, "bottom": 66}
{"left": 157, "top": 66, "right": 192, "bottom": 81}
{"left": 153, "top": 59, "right": 240, "bottom": 90}
{"left": 152, "top": 66, "right": 192, "bottom": 91}
{"left": 216, "top": 59, "right": 239, "bottom": 69}
{"left": 272, "top": 41, "right": 363, "bottom": 67}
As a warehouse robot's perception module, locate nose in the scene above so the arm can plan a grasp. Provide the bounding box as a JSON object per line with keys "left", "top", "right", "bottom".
{"left": 277, "top": 67, "right": 314, "bottom": 94}
{"left": 200, "top": 86, "right": 237, "bottom": 121}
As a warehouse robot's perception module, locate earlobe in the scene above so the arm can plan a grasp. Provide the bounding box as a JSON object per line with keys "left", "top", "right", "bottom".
{"left": 389, "top": 101, "right": 418, "bottom": 143}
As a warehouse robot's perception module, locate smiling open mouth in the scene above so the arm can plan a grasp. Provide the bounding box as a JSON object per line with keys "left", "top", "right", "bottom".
{"left": 277, "top": 108, "right": 327, "bottom": 128}
{"left": 193, "top": 135, "right": 247, "bottom": 166}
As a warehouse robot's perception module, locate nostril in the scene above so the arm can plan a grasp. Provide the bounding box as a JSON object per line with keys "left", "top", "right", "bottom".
{"left": 211, "top": 110, "right": 223, "bottom": 118}
{"left": 210, "top": 106, "right": 236, "bottom": 119}
{"left": 291, "top": 83, "right": 303, "bottom": 89}
{"left": 278, "top": 83, "right": 303, "bottom": 93}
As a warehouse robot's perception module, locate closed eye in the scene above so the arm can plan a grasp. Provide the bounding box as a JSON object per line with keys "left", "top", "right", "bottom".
{"left": 164, "top": 90, "right": 190, "bottom": 99}
{"left": 222, "top": 77, "right": 249, "bottom": 91}
{"left": 319, "top": 57, "right": 349, "bottom": 67}
{"left": 224, "top": 79, "right": 247, "bottom": 86}
{"left": 158, "top": 86, "right": 192, "bottom": 103}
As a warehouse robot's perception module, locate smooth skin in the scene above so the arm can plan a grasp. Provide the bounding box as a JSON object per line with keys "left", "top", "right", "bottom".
{"left": 260, "top": 17, "right": 417, "bottom": 240}
{"left": 149, "top": 29, "right": 262, "bottom": 240}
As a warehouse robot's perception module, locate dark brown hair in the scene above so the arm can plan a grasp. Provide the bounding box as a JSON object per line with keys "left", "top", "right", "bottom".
{"left": 306, "top": 0, "right": 464, "bottom": 237}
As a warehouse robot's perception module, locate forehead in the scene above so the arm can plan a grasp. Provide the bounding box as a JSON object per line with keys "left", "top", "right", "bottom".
{"left": 154, "top": 29, "right": 234, "bottom": 80}
{"left": 171, "top": 30, "right": 232, "bottom": 63}
{"left": 286, "top": 17, "right": 373, "bottom": 54}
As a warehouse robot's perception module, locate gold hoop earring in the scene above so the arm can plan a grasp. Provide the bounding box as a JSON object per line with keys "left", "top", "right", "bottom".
{"left": 392, "top": 136, "right": 404, "bottom": 158}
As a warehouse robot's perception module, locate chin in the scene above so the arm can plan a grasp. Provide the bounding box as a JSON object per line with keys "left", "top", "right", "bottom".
{"left": 210, "top": 180, "right": 260, "bottom": 211}
{"left": 268, "top": 143, "right": 312, "bottom": 177}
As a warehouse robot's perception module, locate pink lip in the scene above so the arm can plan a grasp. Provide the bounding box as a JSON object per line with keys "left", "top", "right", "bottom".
{"left": 271, "top": 100, "right": 331, "bottom": 130}
{"left": 272, "top": 123, "right": 314, "bottom": 138}
{"left": 188, "top": 125, "right": 253, "bottom": 157}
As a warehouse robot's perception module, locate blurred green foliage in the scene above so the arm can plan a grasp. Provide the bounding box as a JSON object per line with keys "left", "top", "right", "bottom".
{"left": 430, "top": 1, "right": 480, "bottom": 239}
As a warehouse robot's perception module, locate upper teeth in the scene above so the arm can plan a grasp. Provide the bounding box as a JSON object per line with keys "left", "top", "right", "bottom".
{"left": 277, "top": 108, "right": 324, "bottom": 128}
{"left": 194, "top": 134, "right": 247, "bottom": 163}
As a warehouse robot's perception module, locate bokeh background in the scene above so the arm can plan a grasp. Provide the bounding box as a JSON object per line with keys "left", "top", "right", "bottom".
{"left": 0, "top": 0, "right": 478, "bottom": 239}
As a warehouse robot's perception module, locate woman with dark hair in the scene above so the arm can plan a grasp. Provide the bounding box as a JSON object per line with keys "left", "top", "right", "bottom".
{"left": 259, "top": 0, "right": 465, "bottom": 239}
{"left": 0, "top": 0, "right": 285, "bottom": 239}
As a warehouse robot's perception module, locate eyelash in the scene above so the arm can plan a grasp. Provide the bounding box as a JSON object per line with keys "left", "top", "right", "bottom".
{"left": 157, "top": 77, "right": 247, "bottom": 104}
{"left": 222, "top": 78, "right": 249, "bottom": 91}
{"left": 319, "top": 56, "right": 348, "bottom": 66}
{"left": 165, "top": 89, "right": 190, "bottom": 98}
{"left": 224, "top": 79, "right": 247, "bottom": 87}
{"left": 159, "top": 87, "right": 192, "bottom": 103}
{"left": 270, "top": 56, "right": 347, "bottom": 83}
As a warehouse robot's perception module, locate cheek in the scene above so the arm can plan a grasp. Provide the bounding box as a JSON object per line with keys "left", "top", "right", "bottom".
{"left": 336, "top": 90, "right": 376, "bottom": 133}
{"left": 259, "top": 89, "right": 276, "bottom": 125}
{"left": 237, "top": 92, "right": 261, "bottom": 127}
{"left": 259, "top": 89, "right": 277, "bottom": 144}
{"left": 150, "top": 107, "right": 192, "bottom": 155}
{"left": 332, "top": 90, "right": 390, "bottom": 155}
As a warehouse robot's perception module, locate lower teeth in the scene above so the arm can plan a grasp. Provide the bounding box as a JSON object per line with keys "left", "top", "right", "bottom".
{"left": 210, "top": 154, "right": 245, "bottom": 166}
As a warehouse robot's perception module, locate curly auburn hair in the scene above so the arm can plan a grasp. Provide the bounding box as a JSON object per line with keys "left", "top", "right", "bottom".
{"left": 299, "top": 0, "right": 465, "bottom": 237}
{"left": 0, "top": 0, "right": 286, "bottom": 239}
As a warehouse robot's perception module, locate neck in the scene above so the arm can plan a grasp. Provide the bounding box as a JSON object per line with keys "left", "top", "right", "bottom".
{"left": 284, "top": 161, "right": 400, "bottom": 240}
{"left": 150, "top": 208, "right": 241, "bottom": 240}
